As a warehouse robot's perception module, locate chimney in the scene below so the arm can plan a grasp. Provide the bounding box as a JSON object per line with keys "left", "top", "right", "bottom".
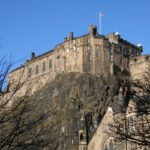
{"left": 31, "top": 52, "right": 36, "bottom": 59}
{"left": 64, "top": 37, "right": 68, "bottom": 42}
{"left": 68, "top": 32, "right": 74, "bottom": 40}
{"left": 137, "top": 43, "right": 143, "bottom": 53}
{"left": 89, "top": 25, "right": 97, "bottom": 36}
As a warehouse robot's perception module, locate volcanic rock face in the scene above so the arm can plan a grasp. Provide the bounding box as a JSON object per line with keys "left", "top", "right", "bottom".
{"left": 32, "top": 73, "right": 120, "bottom": 150}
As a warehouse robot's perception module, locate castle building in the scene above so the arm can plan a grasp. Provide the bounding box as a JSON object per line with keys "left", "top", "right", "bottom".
{"left": 87, "top": 54, "right": 150, "bottom": 150}
{"left": 88, "top": 85, "right": 150, "bottom": 150}
{"left": 7, "top": 25, "right": 150, "bottom": 150}
{"left": 130, "top": 54, "right": 150, "bottom": 79}
{"left": 8, "top": 25, "right": 143, "bottom": 96}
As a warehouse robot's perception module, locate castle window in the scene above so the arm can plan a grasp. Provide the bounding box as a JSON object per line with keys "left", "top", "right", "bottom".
{"left": 36, "top": 65, "right": 39, "bottom": 74}
{"left": 56, "top": 55, "right": 60, "bottom": 59}
{"left": 66, "top": 48, "right": 69, "bottom": 52}
{"left": 96, "top": 50, "right": 99, "bottom": 57}
{"left": 43, "top": 62, "right": 46, "bottom": 71}
{"left": 88, "top": 46, "right": 91, "bottom": 50}
{"left": 80, "top": 133, "right": 83, "bottom": 141}
{"left": 134, "top": 58, "right": 137, "bottom": 62}
{"left": 49, "top": 59, "right": 52, "bottom": 69}
{"left": 73, "top": 40, "right": 76, "bottom": 44}
{"left": 28, "top": 68, "right": 32, "bottom": 77}
{"left": 96, "top": 45, "right": 100, "bottom": 49}
{"left": 73, "top": 46, "right": 76, "bottom": 50}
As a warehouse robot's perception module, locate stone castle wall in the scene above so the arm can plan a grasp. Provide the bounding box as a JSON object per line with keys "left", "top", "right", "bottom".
{"left": 130, "top": 55, "right": 150, "bottom": 80}
{"left": 8, "top": 25, "right": 142, "bottom": 96}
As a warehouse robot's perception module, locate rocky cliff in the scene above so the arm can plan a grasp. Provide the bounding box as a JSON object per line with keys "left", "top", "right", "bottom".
{"left": 30, "top": 73, "right": 120, "bottom": 150}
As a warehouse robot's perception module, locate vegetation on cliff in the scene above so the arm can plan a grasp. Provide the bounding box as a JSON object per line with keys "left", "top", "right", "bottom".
{"left": 29, "top": 73, "right": 120, "bottom": 150}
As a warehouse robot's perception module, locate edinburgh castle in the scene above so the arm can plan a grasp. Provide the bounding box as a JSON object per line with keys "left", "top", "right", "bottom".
{"left": 7, "top": 25, "right": 150, "bottom": 150}
{"left": 8, "top": 25, "right": 149, "bottom": 96}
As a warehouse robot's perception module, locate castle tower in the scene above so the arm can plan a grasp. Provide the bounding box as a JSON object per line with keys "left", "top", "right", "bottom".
{"left": 79, "top": 114, "right": 87, "bottom": 150}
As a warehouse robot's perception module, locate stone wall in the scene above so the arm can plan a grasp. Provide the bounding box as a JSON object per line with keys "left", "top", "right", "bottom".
{"left": 87, "top": 107, "right": 124, "bottom": 150}
{"left": 130, "top": 55, "right": 150, "bottom": 80}
{"left": 8, "top": 25, "right": 142, "bottom": 95}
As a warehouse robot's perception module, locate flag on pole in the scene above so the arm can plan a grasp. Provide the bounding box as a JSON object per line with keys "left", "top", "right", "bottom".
{"left": 99, "top": 12, "right": 104, "bottom": 17}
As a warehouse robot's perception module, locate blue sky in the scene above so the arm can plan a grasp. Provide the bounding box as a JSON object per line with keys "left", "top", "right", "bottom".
{"left": 0, "top": 0, "right": 150, "bottom": 68}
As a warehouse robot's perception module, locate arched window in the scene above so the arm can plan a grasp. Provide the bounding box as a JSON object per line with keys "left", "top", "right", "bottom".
{"left": 36, "top": 65, "right": 39, "bottom": 74}
{"left": 103, "top": 138, "right": 118, "bottom": 150}
{"left": 80, "top": 133, "right": 83, "bottom": 141}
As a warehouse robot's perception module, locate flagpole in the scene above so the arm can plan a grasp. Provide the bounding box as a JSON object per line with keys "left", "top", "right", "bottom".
{"left": 99, "top": 13, "right": 102, "bottom": 34}
{"left": 99, "top": 12, "right": 104, "bottom": 35}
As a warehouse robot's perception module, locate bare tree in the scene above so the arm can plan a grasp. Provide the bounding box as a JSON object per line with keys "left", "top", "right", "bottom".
{"left": 109, "top": 71, "right": 150, "bottom": 149}
{"left": 0, "top": 57, "right": 50, "bottom": 150}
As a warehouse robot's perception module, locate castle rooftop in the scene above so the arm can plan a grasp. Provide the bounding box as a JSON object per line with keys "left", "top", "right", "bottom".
{"left": 10, "top": 25, "right": 143, "bottom": 74}
{"left": 28, "top": 26, "right": 141, "bottom": 61}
